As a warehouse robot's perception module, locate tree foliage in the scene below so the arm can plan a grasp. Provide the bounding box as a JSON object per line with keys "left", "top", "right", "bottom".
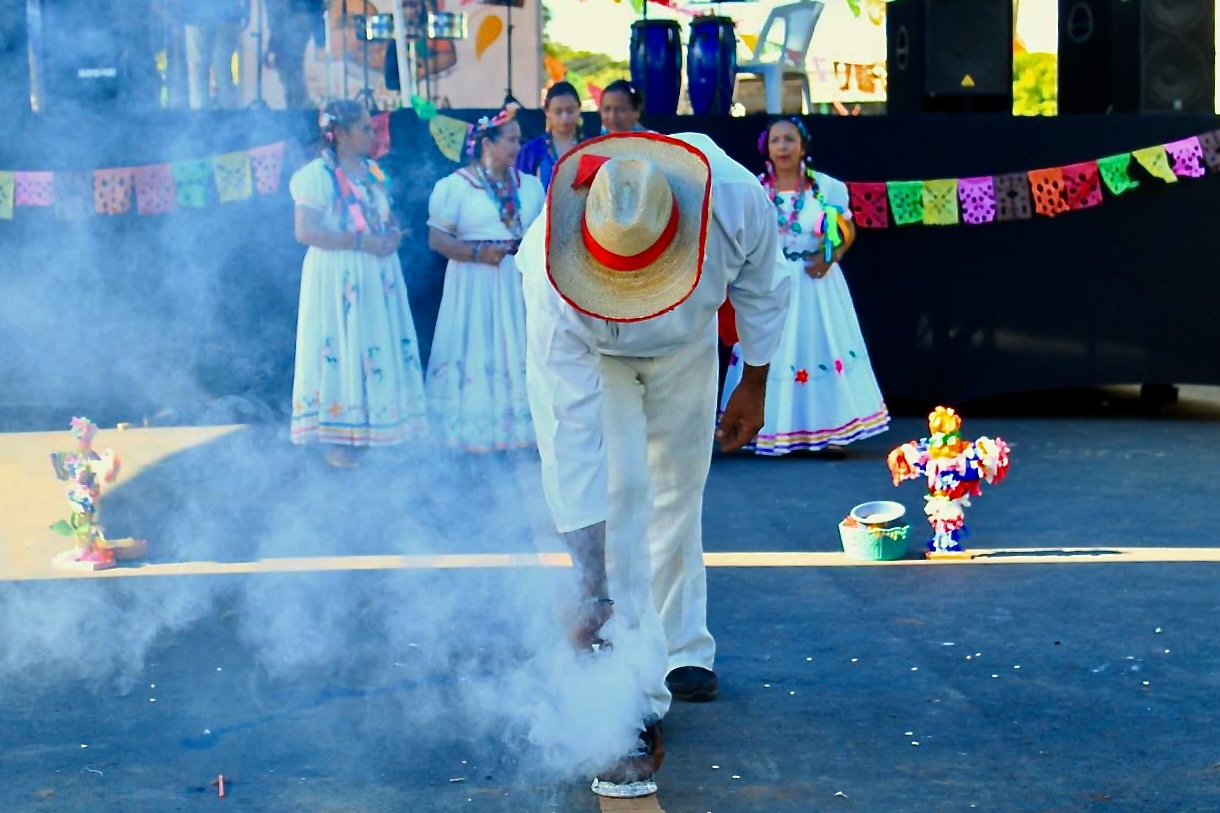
{"left": 1013, "top": 52, "right": 1057, "bottom": 117}
{"left": 541, "top": 1, "right": 629, "bottom": 97}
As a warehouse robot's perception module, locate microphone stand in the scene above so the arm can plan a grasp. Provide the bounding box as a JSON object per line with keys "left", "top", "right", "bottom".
{"left": 247, "top": 0, "right": 269, "bottom": 109}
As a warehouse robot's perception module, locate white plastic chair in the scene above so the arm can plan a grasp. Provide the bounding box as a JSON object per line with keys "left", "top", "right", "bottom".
{"left": 736, "top": 0, "right": 825, "bottom": 114}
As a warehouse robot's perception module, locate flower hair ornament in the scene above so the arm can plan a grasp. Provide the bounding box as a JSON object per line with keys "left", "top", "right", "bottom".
{"left": 319, "top": 109, "right": 338, "bottom": 142}
{"left": 466, "top": 103, "right": 520, "bottom": 158}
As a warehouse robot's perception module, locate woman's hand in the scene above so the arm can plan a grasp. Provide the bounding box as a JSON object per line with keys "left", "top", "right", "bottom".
{"left": 804, "top": 255, "right": 832, "bottom": 279}
{"left": 477, "top": 244, "right": 509, "bottom": 266}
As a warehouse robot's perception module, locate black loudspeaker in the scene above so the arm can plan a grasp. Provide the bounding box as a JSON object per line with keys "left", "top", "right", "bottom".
{"left": 38, "top": 0, "right": 124, "bottom": 107}
{"left": 37, "top": 0, "right": 159, "bottom": 109}
{"left": 1059, "top": 0, "right": 1215, "bottom": 114}
{"left": 0, "top": 0, "right": 30, "bottom": 111}
{"left": 886, "top": 0, "right": 1014, "bottom": 113}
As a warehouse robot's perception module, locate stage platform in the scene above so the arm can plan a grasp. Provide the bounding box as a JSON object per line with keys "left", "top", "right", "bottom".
{"left": 2, "top": 108, "right": 1220, "bottom": 424}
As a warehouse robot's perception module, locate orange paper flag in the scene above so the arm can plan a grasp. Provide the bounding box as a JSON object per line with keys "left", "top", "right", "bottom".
{"left": 1027, "top": 167, "right": 1069, "bottom": 218}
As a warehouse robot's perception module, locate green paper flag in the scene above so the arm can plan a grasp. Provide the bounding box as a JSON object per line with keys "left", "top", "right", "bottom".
{"left": 921, "top": 178, "right": 959, "bottom": 226}
{"left": 1132, "top": 145, "right": 1178, "bottom": 183}
{"left": 0, "top": 171, "right": 13, "bottom": 220}
{"left": 173, "top": 159, "right": 212, "bottom": 208}
{"left": 1096, "top": 154, "right": 1140, "bottom": 196}
{"left": 887, "top": 181, "right": 924, "bottom": 226}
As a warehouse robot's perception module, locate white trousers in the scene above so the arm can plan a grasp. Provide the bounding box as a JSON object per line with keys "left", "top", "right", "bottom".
{"left": 531, "top": 338, "right": 718, "bottom": 720}
{"left": 184, "top": 23, "right": 241, "bottom": 110}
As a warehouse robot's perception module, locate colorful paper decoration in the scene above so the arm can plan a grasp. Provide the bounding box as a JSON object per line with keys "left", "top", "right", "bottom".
{"left": 0, "top": 171, "right": 13, "bottom": 220}
{"left": 1132, "top": 145, "right": 1178, "bottom": 183}
{"left": 14, "top": 171, "right": 54, "bottom": 207}
{"left": 993, "top": 173, "right": 1033, "bottom": 221}
{"left": 430, "top": 115, "right": 473, "bottom": 163}
{"left": 410, "top": 94, "right": 438, "bottom": 121}
{"left": 1164, "top": 136, "right": 1205, "bottom": 179}
{"left": 94, "top": 168, "right": 134, "bottom": 215}
{"left": 957, "top": 176, "right": 996, "bottom": 225}
{"left": 921, "top": 179, "right": 959, "bottom": 226}
{"left": 1062, "top": 161, "right": 1103, "bottom": 211}
{"left": 249, "top": 142, "right": 286, "bottom": 195}
{"left": 1028, "top": 167, "right": 1069, "bottom": 217}
{"left": 886, "top": 181, "right": 924, "bottom": 226}
{"left": 1096, "top": 153, "right": 1140, "bottom": 196}
{"left": 847, "top": 182, "right": 889, "bottom": 229}
{"left": 133, "top": 165, "right": 178, "bottom": 216}
{"left": 1198, "top": 130, "right": 1220, "bottom": 173}
{"left": 887, "top": 406, "right": 1011, "bottom": 558}
{"left": 54, "top": 172, "right": 94, "bottom": 221}
{"left": 213, "top": 151, "right": 253, "bottom": 203}
{"left": 173, "top": 159, "right": 212, "bottom": 208}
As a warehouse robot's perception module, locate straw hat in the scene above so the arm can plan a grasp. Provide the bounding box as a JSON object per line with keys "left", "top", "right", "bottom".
{"left": 546, "top": 132, "right": 712, "bottom": 322}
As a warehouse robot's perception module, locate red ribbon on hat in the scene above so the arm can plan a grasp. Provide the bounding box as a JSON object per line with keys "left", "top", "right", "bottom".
{"left": 573, "top": 153, "right": 681, "bottom": 273}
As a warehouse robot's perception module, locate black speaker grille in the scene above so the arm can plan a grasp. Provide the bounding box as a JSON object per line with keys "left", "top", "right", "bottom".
{"left": 924, "top": 0, "right": 1013, "bottom": 97}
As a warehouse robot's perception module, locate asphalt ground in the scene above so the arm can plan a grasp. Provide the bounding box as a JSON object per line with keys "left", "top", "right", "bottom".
{"left": 1, "top": 386, "right": 1217, "bottom": 813}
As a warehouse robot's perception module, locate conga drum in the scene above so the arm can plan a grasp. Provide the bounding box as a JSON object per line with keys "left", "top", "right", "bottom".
{"left": 629, "top": 19, "right": 683, "bottom": 116}
{"left": 686, "top": 15, "right": 737, "bottom": 116}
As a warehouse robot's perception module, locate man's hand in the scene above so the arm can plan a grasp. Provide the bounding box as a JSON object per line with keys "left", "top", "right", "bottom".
{"left": 717, "top": 364, "right": 768, "bottom": 452}
{"left": 571, "top": 598, "right": 614, "bottom": 651}
{"left": 561, "top": 522, "right": 613, "bottom": 651}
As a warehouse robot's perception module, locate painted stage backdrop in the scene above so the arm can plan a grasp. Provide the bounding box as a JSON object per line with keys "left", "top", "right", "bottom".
{"left": 236, "top": 0, "right": 544, "bottom": 110}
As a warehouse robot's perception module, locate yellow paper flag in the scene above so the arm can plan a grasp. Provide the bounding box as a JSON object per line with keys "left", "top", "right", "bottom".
{"left": 213, "top": 150, "right": 253, "bottom": 202}
{"left": 430, "top": 115, "right": 472, "bottom": 163}
{"left": 1132, "top": 145, "right": 1178, "bottom": 183}
{"left": 0, "top": 171, "right": 14, "bottom": 220}
{"left": 921, "top": 178, "right": 959, "bottom": 226}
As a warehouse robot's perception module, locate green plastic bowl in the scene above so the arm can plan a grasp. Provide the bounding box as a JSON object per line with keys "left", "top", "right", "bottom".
{"left": 838, "top": 522, "right": 912, "bottom": 561}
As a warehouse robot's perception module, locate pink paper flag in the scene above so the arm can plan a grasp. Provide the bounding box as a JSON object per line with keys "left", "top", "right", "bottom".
{"left": 956, "top": 176, "right": 996, "bottom": 225}
{"left": 133, "top": 165, "right": 178, "bottom": 215}
{"left": 249, "top": 142, "right": 286, "bottom": 195}
{"left": 370, "top": 114, "right": 391, "bottom": 160}
{"left": 15, "top": 171, "right": 54, "bottom": 207}
{"left": 1165, "top": 136, "right": 1205, "bottom": 179}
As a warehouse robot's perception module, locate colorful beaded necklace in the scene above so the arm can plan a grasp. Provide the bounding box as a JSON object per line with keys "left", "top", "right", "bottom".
{"left": 763, "top": 164, "right": 844, "bottom": 263}
{"left": 477, "top": 165, "right": 523, "bottom": 237}
{"left": 329, "top": 157, "right": 389, "bottom": 234}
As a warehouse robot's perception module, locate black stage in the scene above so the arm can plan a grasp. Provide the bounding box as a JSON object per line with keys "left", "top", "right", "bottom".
{"left": 1, "top": 108, "right": 1217, "bottom": 419}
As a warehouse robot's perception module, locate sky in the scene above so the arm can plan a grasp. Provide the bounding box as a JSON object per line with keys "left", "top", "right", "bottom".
{"left": 542, "top": 0, "right": 1061, "bottom": 61}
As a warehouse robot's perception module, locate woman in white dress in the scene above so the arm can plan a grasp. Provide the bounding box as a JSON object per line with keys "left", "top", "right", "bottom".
{"left": 425, "top": 104, "right": 545, "bottom": 451}
{"left": 289, "top": 100, "right": 428, "bottom": 468}
{"left": 721, "top": 116, "right": 889, "bottom": 456}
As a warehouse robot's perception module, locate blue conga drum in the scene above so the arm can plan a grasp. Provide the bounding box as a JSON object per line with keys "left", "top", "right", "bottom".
{"left": 630, "top": 19, "right": 683, "bottom": 116}
{"left": 687, "top": 15, "right": 737, "bottom": 116}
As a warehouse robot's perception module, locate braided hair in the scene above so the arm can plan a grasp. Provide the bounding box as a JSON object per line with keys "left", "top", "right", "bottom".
{"left": 466, "top": 102, "right": 520, "bottom": 164}
{"left": 757, "top": 115, "right": 816, "bottom": 189}
{"left": 318, "top": 100, "right": 367, "bottom": 157}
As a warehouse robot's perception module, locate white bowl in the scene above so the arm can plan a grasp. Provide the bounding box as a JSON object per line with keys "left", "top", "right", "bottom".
{"left": 849, "top": 500, "right": 907, "bottom": 529}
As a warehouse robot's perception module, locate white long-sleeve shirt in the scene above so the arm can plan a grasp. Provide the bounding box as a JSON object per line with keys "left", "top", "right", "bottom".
{"left": 515, "top": 132, "right": 790, "bottom": 531}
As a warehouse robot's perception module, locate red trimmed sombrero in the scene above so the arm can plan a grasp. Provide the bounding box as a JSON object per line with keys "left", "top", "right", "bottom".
{"left": 545, "top": 132, "right": 712, "bottom": 322}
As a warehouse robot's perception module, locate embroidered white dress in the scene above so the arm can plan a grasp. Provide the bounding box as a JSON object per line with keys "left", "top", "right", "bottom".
{"left": 288, "top": 157, "right": 428, "bottom": 447}
{"left": 721, "top": 172, "right": 889, "bottom": 455}
{"left": 426, "top": 167, "right": 545, "bottom": 451}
